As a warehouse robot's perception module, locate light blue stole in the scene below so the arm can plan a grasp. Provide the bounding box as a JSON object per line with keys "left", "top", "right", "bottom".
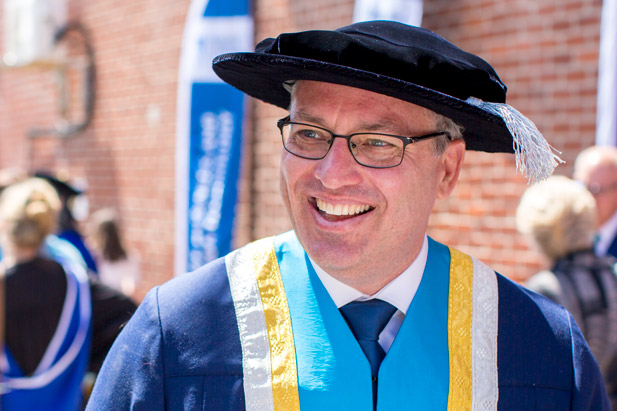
{"left": 274, "top": 231, "right": 450, "bottom": 410}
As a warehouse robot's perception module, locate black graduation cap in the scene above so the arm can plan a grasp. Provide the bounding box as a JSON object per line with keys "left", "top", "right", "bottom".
{"left": 34, "top": 171, "right": 83, "bottom": 198}
{"left": 213, "top": 20, "right": 561, "bottom": 181}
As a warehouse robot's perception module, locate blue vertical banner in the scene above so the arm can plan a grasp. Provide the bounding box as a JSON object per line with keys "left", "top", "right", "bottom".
{"left": 175, "top": 0, "right": 253, "bottom": 274}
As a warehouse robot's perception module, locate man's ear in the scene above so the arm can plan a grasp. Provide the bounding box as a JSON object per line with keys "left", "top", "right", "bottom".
{"left": 437, "top": 139, "right": 465, "bottom": 199}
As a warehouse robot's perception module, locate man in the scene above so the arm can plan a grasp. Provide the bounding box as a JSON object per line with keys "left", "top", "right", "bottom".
{"left": 574, "top": 146, "right": 617, "bottom": 259}
{"left": 86, "top": 21, "right": 608, "bottom": 410}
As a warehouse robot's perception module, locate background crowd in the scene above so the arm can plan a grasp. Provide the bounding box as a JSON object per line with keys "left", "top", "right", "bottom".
{"left": 516, "top": 146, "right": 617, "bottom": 408}
{"left": 0, "top": 171, "right": 138, "bottom": 408}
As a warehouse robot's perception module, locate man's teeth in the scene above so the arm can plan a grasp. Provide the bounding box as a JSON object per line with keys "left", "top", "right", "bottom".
{"left": 316, "top": 199, "right": 371, "bottom": 216}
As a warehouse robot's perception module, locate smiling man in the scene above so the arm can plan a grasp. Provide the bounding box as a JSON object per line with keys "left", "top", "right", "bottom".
{"left": 279, "top": 81, "right": 464, "bottom": 294}
{"left": 87, "top": 21, "right": 609, "bottom": 410}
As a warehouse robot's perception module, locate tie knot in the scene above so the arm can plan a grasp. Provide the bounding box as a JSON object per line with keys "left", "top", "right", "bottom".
{"left": 340, "top": 299, "right": 397, "bottom": 341}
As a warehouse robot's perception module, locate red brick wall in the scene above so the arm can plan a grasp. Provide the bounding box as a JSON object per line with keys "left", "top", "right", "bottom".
{"left": 0, "top": 1, "right": 189, "bottom": 299}
{"left": 0, "top": 0, "right": 602, "bottom": 299}
{"left": 424, "top": 0, "right": 602, "bottom": 280}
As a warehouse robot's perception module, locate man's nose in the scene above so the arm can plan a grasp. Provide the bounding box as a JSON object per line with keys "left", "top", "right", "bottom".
{"left": 314, "top": 138, "right": 362, "bottom": 189}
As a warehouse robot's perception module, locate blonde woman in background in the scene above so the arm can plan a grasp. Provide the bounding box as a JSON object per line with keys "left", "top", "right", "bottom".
{"left": 517, "top": 175, "right": 617, "bottom": 408}
{"left": 88, "top": 208, "right": 140, "bottom": 298}
{"left": 0, "top": 178, "right": 92, "bottom": 410}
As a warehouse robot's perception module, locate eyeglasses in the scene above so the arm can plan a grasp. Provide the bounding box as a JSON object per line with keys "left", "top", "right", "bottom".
{"left": 587, "top": 181, "right": 617, "bottom": 195}
{"left": 277, "top": 116, "right": 451, "bottom": 169}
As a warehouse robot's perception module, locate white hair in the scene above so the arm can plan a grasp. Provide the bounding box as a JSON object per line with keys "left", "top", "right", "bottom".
{"left": 516, "top": 175, "right": 597, "bottom": 261}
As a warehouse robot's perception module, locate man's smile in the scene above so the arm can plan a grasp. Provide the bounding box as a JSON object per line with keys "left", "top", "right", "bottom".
{"left": 314, "top": 198, "right": 374, "bottom": 217}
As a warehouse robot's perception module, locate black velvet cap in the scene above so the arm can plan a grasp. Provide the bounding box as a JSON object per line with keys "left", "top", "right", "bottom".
{"left": 34, "top": 171, "right": 82, "bottom": 198}
{"left": 213, "top": 20, "right": 515, "bottom": 153}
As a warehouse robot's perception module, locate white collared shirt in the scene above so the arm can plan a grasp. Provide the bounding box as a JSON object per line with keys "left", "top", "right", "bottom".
{"left": 310, "top": 235, "right": 429, "bottom": 352}
{"left": 596, "top": 210, "right": 617, "bottom": 256}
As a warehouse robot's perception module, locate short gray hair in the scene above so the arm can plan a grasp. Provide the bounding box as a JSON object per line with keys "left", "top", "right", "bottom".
{"left": 432, "top": 114, "right": 464, "bottom": 155}
{"left": 516, "top": 175, "right": 596, "bottom": 261}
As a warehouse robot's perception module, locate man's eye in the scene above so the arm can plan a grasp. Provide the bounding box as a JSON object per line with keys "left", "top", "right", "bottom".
{"left": 295, "top": 128, "right": 327, "bottom": 141}
{"left": 366, "top": 138, "right": 396, "bottom": 148}
{"left": 300, "top": 129, "right": 320, "bottom": 139}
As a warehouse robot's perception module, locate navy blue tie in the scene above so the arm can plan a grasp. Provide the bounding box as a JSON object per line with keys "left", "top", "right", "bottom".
{"left": 340, "top": 299, "right": 397, "bottom": 410}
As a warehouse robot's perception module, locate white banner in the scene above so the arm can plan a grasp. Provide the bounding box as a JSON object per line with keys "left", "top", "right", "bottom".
{"left": 596, "top": 0, "right": 617, "bottom": 146}
{"left": 353, "top": 0, "right": 423, "bottom": 26}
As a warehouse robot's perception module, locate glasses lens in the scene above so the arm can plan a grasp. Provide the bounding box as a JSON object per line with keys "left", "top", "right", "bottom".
{"left": 281, "top": 123, "right": 331, "bottom": 159}
{"left": 587, "top": 181, "right": 617, "bottom": 195}
{"left": 349, "top": 134, "right": 405, "bottom": 167}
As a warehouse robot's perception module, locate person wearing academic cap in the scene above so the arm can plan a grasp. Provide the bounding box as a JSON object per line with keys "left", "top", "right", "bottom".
{"left": 0, "top": 177, "right": 138, "bottom": 409}
{"left": 86, "top": 21, "right": 608, "bottom": 410}
{"left": 34, "top": 172, "right": 99, "bottom": 274}
{"left": 0, "top": 170, "right": 88, "bottom": 270}
{"left": 0, "top": 177, "right": 92, "bottom": 410}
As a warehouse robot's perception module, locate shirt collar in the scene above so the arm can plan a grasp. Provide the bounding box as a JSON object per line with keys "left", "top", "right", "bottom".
{"left": 596, "top": 210, "right": 617, "bottom": 256}
{"left": 310, "top": 235, "right": 428, "bottom": 314}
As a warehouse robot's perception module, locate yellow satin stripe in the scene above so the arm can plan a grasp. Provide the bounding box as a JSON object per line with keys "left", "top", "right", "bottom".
{"left": 252, "top": 238, "right": 301, "bottom": 411}
{"left": 447, "top": 248, "right": 474, "bottom": 411}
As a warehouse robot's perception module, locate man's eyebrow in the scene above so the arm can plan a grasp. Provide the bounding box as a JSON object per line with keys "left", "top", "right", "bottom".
{"left": 291, "top": 109, "right": 407, "bottom": 133}
{"left": 291, "top": 109, "right": 324, "bottom": 125}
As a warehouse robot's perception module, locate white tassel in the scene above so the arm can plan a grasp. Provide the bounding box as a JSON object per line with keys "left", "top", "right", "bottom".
{"left": 466, "top": 97, "right": 564, "bottom": 183}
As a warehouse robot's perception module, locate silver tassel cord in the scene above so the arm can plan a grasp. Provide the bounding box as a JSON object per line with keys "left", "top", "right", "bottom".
{"left": 466, "top": 97, "right": 564, "bottom": 183}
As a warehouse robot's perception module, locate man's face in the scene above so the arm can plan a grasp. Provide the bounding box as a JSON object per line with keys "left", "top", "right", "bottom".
{"left": 279, "top": 81, "right": 465, "bottom": 293}
{"left": 576, "top": 161, "right": 617, "bottom": 227}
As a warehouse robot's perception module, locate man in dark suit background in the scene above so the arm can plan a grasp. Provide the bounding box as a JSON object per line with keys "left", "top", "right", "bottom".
{"left": 574, "top": 146, "right": 617, "bottom": 259}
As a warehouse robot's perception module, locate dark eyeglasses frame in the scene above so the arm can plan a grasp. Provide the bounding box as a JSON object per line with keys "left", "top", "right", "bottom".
{"left": 277, "top": 116, "right": 451, "bottom": 168}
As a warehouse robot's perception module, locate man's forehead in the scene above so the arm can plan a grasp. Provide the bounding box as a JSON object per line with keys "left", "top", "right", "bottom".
{"left": 290, "top": 80, "right": 438, "bottom": 127}
{"left": 582, "top": 153, "right": 617, "bottom": 173}
{"left": 588, "top": 162, "right": 617, "bottom": 179}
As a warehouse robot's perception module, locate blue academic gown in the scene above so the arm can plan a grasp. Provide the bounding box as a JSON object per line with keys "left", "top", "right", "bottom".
{"left": 1, "top": 259, "right": 92, "bottom": 411}
{"left": 606, "top": 234, "right": 617, "bottom": 259}
{"left": 86, "top": 234, "right": 609, "bottom": 410}
{"left": 58, "top": 229, "right": 98, "bottom": 274}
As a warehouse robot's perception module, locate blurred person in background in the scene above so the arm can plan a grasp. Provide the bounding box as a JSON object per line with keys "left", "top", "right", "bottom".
{"left": 0, "top": 167, "right": 88, "bottom": 269}
{"left": 0, "top": 168, "right": 91, "bottom": 275}
{"left": 0, "top": 177, "right": 138, "bottom": 409}
{"left": 0, "top": 177, "right": 91, "bottom": 410}
{"left": 88, "top": 208, "right": 140, "bottom": 298}
{"left": 573, "top": 146, "right": 617, "bottom": 259}
{"left": 516, "top": 175, "right": 617, "bottom": 408}
{"left": 35, "top": 171, "right": 99, "bottom": 274}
